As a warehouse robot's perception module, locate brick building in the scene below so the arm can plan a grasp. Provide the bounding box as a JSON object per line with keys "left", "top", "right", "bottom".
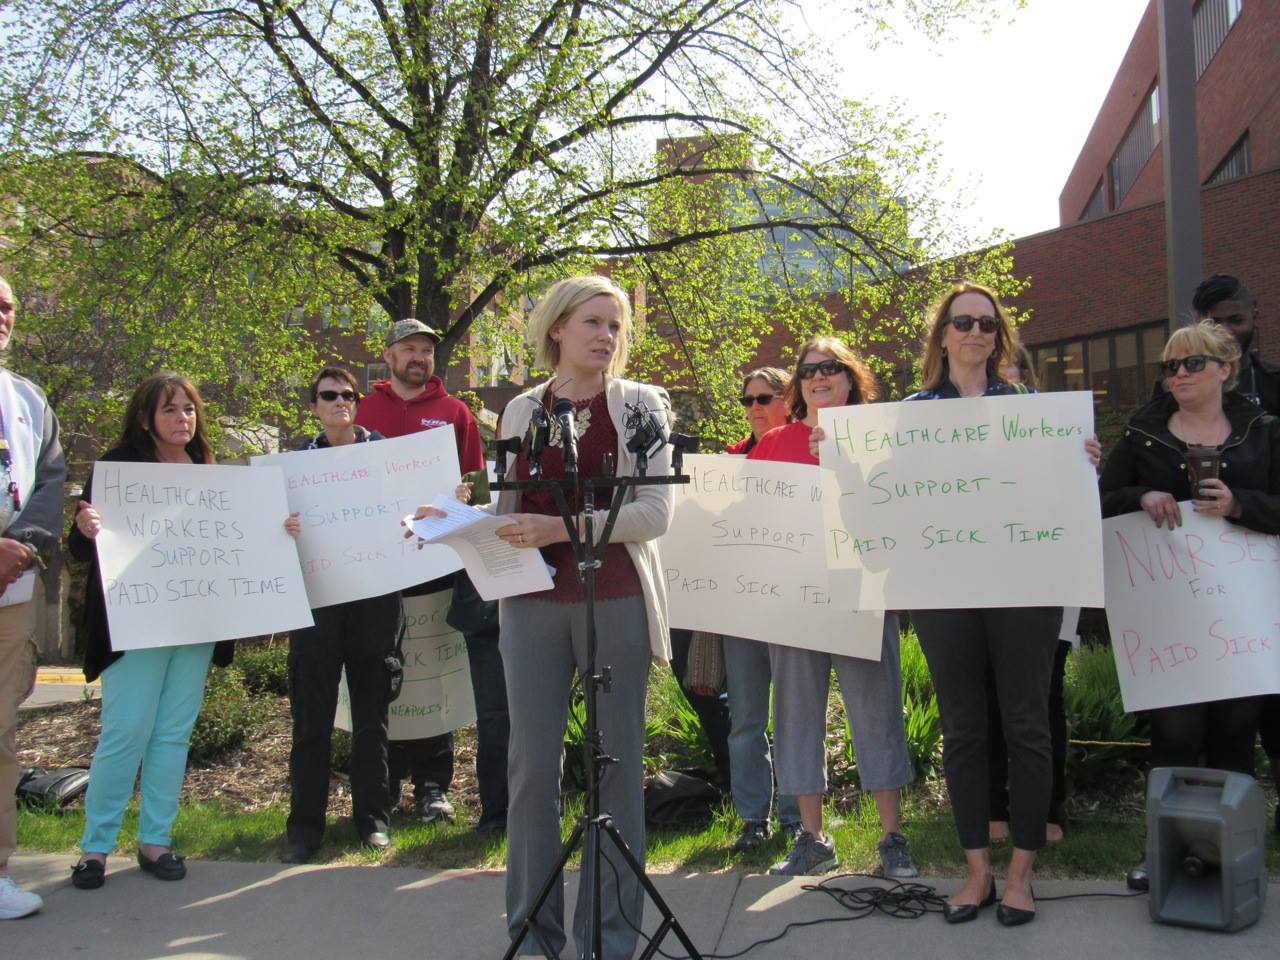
{"left": 1007, "top": 0, "right": 1280, "bottom": 412}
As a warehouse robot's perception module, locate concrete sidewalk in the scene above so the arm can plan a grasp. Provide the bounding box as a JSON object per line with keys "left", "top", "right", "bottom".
{"left": 18, "top": 667, "right": 99, "bottom": 711}
{"left": 4, "top": 855, "right": 1277, "bottom": 959}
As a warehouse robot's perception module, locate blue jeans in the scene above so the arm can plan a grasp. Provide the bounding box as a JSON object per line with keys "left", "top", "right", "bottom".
{"left": 722, "top": 634, "right": 798, "bottom": 824}
{"left": 81, "top": 643, "right": 215, "bottom": 852}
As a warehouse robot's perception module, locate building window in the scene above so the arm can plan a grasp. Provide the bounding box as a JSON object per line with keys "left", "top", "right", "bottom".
{"left": 1193, "top": 0, "right": 1244, "bottom": 78}
{"left": 1081, "top": 179, "right": 1107, "bottom": 221}
{"left": 1110, "top": 87, "right": 1158, "bottom": 206}
{"left": 1029, "top": 320, "right": 1168, "bottom": 411}
{"left": 365, "top": 363, "right": 388, "bottom": 390}
{"left": 285, "top": 307, "right": 305, "bottom": 327}
{"left": 1206, "top": 132, "right": 1250, "bottom": 185}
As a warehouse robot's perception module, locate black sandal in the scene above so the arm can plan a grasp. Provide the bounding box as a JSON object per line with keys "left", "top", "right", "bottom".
{"left": 71, "top": 858, "right": 106, "bottom": 890}
{"left": 137, "top": 850, "right": 187, "bottom": 881}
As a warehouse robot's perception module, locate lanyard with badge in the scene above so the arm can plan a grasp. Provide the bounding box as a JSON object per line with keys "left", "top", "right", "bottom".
{"left": 0, "top": 404, "right": 20, "bottom": 529}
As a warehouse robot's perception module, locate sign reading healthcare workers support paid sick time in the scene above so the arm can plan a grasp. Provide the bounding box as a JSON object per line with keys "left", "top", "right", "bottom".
{"left": 660, "top": 455, "right": 885, "bottom": 660}
{"left": 94, "top": 461, "right": 314, "bottom": 649}
{"left": 817, "top": 392, "right": 1104, "bottom": 610}
{"left": 1103, "top": 508, "right": 1280, "bottom": 713}
{"left": 335, "top": 590, "right": 476, "bottom": 740}
{"left": 251, "top": 430, "right": 463, "bottom": 609}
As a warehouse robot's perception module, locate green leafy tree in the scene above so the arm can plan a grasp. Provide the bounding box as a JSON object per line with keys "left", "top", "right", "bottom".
{"left": 2, "top": 0, "right": 1025, "bottom": 419}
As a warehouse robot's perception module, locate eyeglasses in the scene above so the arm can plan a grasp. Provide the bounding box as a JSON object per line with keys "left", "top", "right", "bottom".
{"left": 1160, "top": 355, "right": 1224, "bottom": 377}
{"left": 948, "top": 314, "right": 1000, "bottom": 334}
{"left": 738, "top": 393, "right": 779, "bottom": 407}
{"left": 317, "top": 389, "right": 359, "bottom": 402}
{"left": 796, "top": 359, "right": 847, "bottom": 380}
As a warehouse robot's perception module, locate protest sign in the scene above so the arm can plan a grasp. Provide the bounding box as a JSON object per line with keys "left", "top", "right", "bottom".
{"left": 251, "top": 430, "right": 463, "bottom": 608}
{"left": 336, "top": 590, "right": 476, "bottom": 739}
{"left": 1103, "top": 507, "right": 1280, "bottom": 712}
{"left": 94, "top": 461, "right": 314, "bottom": 648}
{"left": 660, "top": 455, "right": 884, "bottom": 660}
{"left": 817, "top": 392, "right": 1104, "bottom": 609}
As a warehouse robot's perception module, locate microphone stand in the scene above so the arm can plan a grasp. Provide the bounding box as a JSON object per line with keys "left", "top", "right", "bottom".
{"left": 494, "top": 460, "right": 702, "bottom": 960}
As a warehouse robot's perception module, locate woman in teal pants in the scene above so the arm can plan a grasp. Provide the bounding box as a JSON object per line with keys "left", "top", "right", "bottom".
{"left": 66, "top": 372, "right": 295, "bottom": 888}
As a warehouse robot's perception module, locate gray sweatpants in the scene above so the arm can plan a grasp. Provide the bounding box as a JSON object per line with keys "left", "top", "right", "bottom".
{"left": 500, "top": 594, "right": 650, "bottom": 959}
{"left": 770, "top": 613, "right": 912, "bottom": 795}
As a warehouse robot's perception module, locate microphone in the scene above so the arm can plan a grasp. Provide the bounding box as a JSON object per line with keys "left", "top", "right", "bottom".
{"left": 552, "top": 397, "right": 579, "bottom": 476}
{"left": 624, "top": 399, "right": 667, "bottom": 475}
{"left": 525, "top": 406, "right": 550, "bottom": 477}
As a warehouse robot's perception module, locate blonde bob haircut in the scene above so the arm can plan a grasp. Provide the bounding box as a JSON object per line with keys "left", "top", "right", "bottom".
{"left": 528, "top": 275, "right": 632, "bottom": 376}
{"left": 785, "top": 336, "right": 880, "bottom": 422}
{"left": 919, "top": 281, "right": 1016, "bottom": 392}
{"left": 1163, "top": 320, "right": 1241, "bottom": 392}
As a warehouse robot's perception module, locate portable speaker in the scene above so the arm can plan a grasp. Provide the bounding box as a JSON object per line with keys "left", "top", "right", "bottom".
{"left": 1146, "top": 767, "right": 1267, "bottom": 931}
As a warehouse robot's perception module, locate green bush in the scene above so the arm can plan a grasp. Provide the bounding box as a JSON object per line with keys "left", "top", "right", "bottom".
{"left": 900, "top": 627, "right": 934, "bottom": 702}
{"left": 189, "top": 665, "right": 265, "bottom": 766}
{"left": 1063, "top": 643, "right": 1147, "bottom": 792}
{"left": 331, "top": 729, "right": 352, "bottom": 774}
{"left": 235, "top": 638, "right": 290, "bottom": 696}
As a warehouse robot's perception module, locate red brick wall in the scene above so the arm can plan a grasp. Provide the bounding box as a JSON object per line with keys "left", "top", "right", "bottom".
{"left": 1017, "top": 165, "right": 1280, "bottom": 364}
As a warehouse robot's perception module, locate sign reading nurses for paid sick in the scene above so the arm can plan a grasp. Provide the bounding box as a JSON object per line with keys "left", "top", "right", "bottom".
{"left": 251, "top": 429, "right": 463, "bottom": 609}
{"left": 93, "top": 461, "right": 314, "bottom": 649}
{"left": 660, "top": 455, "right": 884, "bottom": 660}
{"left": 1103, "top": 508, "right": 1280, "bottom": 713}
{"left": 817, "top": 392, "right": 1104, "bottom": 610}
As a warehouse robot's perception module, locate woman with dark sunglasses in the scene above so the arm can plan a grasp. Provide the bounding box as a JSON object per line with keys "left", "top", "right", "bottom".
{"left": 750, "top": 339, "right": 918, "bottom": 881}
{"left": 1101, "top": 320, "right": 1280, "bottom": 891}
{"left": 709, "top": 367, "right": 804, "bottom": 852}
{"left": 902, "top": 282, "right": 1100, "bottom": 927}
{"left": 281, "top": 366, "right": 406, "bottom": 864}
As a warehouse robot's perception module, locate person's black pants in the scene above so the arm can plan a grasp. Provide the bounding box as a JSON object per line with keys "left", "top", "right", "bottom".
{"left": 287, "top": 592, "right": 401, "bottom": 849}
{"left": 988, "top": 640, "right": 1070, "bottom": 827}
{"left": 466, "top": 624, "right": 510, "bottom": 828}
{"left": 1259, "top": 695, "right": 1280, "bottom": 762}
{"left": 913, "top": 607, "right": 1061, "bottom": 852}
{"left": 1148, "top": 695, "right": 1262, "bottom": 775}
{"left": 669, "top": 629, "right": 732, "bottom": 787}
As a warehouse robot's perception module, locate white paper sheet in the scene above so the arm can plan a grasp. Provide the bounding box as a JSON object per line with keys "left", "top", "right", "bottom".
{"left": 408, "top": 498, "right": 553, "bottom": 601}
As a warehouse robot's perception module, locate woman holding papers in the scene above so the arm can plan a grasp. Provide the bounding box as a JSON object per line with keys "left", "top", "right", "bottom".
{"left": 903, "top": 282, "right": 1099, "bottom": 927}
{"left": 1101, "top": 320, "right": 1280, "bottom": 890}
{"left": 749, "top": 338, "right": 918, "bottom": 881}
{"left": 66, "top": 373, "right": 236, "bottom": 889}
{"left": 281, "top": 367, "right": 405, "bottom": 864}
{"left": 481, "top": 275, "right": 673, "bottom": 959}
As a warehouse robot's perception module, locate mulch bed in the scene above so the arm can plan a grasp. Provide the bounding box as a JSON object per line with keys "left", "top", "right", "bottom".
{"left": 17, "top": 696, "right": 487, "bottom": 821}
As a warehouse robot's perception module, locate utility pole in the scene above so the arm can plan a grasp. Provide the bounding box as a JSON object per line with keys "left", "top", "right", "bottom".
{"left": 1157, "top": 0, "right": 1202, "bottom": 327}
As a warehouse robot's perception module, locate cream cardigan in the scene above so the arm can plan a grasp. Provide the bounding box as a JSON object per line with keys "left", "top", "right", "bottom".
{"left": 495, "top": 377, "right": 674, "bottom": 663}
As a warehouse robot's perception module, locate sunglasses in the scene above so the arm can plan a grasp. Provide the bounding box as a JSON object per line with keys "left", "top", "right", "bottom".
{"left": 948, "top": 314, "right": 1000, "bottom": 334}
{"left": 1160, "top": 355, "right": 1224, "bottom": 378}
{"left": 738, "top": 393, "right": 779, "bottom": 407}
{"left": 317, "top": 389, "right": 359, "bottom": 402}
{"left": 796, "top": 359, "right": 847, "bottom": 380}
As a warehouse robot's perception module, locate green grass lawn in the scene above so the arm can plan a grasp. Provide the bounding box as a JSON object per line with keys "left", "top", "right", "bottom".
{"left": 24, "top": 786, "right": 1255, "bottom": 879}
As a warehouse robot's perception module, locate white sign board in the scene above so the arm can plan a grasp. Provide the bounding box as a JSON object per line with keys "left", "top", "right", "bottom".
{"left": 818, "top": 392, "right": 1104, "bottom": 609}
{"left": 251, "top": 431, "right": 463, "bottom": 608}
{"left": 336, "top": 590, "right": 477, "bottom": 739}
{"left": 1103, "top": 507, "right": 1280, "bottom": 712}
{"left": 660, "top": 455, "right": 884, "bottom": 660}
{"left": 94, "top": 461, "right": 314, "bottom": 649}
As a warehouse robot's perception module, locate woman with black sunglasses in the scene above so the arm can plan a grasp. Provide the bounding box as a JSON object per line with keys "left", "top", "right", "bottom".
{"left": 281, "top": 366, "right": 405, "bottom": 864}
{"left": 1101, "top": 320, "right": 1280, "bottom": 890}
{"left": 902, "top": 282, "right": 1100, "bottom": 927}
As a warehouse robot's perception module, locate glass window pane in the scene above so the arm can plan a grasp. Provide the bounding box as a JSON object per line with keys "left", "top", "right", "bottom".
{"left": 1140, "top": 324, "right": 1168, "bottom": 400}
{"left": 1088, "top": 338, "right": 1112, "bottom": 409}
{"left": 1038, "top": 347, "right": 1062, "bottom": 391}
{"left": 1061, "top": 340, "right": 1086, "bottom": 392}
{"left": 1111, "top": 331, "right": 1140, "bottom": 410}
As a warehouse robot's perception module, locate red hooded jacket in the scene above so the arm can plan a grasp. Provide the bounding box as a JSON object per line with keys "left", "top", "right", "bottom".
{"left": 355, "top": 376, "right": 485, "bottom": 474}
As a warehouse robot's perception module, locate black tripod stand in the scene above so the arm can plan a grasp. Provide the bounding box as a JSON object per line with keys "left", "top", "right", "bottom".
{"left": 494, "top": 458, "right": 704, "bottom": 960}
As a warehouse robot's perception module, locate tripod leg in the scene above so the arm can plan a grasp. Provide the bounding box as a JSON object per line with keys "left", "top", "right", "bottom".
{"left": 502, "top": 821, "right": 586, "bottom": 960}
{"left": 599, "top": 819, "right": 705, "bottom": 960}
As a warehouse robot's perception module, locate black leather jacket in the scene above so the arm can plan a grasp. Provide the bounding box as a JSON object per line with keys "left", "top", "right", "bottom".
{"left": 1100, "top": 391, "right": 1280, "bottom": 534}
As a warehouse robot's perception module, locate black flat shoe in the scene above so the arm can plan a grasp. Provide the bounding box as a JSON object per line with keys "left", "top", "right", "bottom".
{"left": 943, "top": 878, "right": 997, "bottom": 924}
{"left": 996, "top": 887, "right": 1036, "bottom": 927}
{"left": 1126, "top": 858, "right": 1149, "bottom": 892}
{"left": 137, "top": 850, "right": 187, "bottom": 881}
{"left": 71, "top": 859, "right": 106, "bottom": 890}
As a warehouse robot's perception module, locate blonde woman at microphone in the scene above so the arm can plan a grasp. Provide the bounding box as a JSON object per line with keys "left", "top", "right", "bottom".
{"left": 420, "top": 275, "right": 673, "bottom": 958}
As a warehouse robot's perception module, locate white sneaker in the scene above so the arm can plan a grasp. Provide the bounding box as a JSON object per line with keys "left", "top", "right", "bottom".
{"left": 0, "top": 875, "right": 43, "bottom": 919}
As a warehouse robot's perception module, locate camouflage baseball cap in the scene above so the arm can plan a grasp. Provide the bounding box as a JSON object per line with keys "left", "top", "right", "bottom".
{"left": 386, "top": 318, "right": 443, "bottom": 347}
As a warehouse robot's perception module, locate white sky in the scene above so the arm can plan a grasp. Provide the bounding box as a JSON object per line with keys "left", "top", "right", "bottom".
{"left": 805, "top": 0, "right": 1152, "bottom": 240}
